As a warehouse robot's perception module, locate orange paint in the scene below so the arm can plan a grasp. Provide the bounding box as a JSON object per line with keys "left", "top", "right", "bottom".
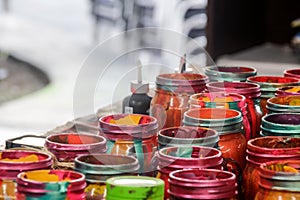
{"left": 0, "top": 153, "right": 39, "bottom": 162}
{"left": 109, "top": 115, "right": 142, "bottom": 125}
{"left": 23, "top": 170, "right": 71, "bottom": 182}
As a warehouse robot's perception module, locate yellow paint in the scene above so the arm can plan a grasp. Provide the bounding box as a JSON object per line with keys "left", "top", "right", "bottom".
{"left": 0, "top": 153, "right": 39, "bottom": 162}
{"left": 289, "top": 99, "right": 300, "bottom": 106}
{"left": 266, "top": 163, "right": 299, "bottom": 173}
{"left": 24, "top": 170, "right": 71, "bottom": 182}
{"left": 109, "top": 115, "right": 142, "bottom": 125}
{"left": 85, "top": 184, "right": 106, "bottom": 196}
{"left": 285, "top": 86, "right": 300, "bottom": 93}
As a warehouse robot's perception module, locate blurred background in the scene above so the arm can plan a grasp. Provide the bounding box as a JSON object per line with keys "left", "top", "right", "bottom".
{"left": 0, "top": 0, "right": 299, "bottom": 143}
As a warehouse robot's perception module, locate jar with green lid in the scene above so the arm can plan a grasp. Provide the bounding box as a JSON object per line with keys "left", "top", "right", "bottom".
{"left": 267, "top": 95, "right": 300, "bottom": 114}
{"left": 260, "top": 113, "right": 300, "bottom": 137}
{"left": 106, "top": 176, "right": 164, "bottom": 200}
{"left": 255, "top": 160, "right": 300, "bottom": 200}
{"left": 205, "top": 65, "right": 257, "bottom": 82}
{"left": 74, "top": 154, "right": 139, "bottom": 200}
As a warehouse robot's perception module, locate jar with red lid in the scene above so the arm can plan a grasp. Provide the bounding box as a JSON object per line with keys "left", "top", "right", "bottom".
{"left": 45, "top": 133, "right": 107, "bottom": 162}
{"left": 168, "top": 168, "right": 238, "bottom": 200}
{"left": 242, "top": 136, "right": 300, "bottom": 200}
{"left": 206, "top": 82, "right": 262, "bottom": 139}
{"left": 255, "top": 160, "right": 300, "bottom": 200}
{"left": 150, "top": 73, "right": 208, "bottom": 130}
{"left": 205, "top": 65, "right": 257, "bottom": 82}
{"left": 99, "top": 113, "right": 158, "bottom": 175}
{"left": 189, "top": 92, "right": 251, "bottom": 141}
{"left": 247, "top": 76, "right": 300, "bottom": 115}
{"left": 283, "top": 68, "right": 300, "bottom": 79}
{"left": 0, "top": 150, "right": 53, "bottom": 199}
{"left": 275, "top": 86, "right": 300, "bottom": 96}
{"left": 157, "top": 146, "right": 223, "bottom": 200}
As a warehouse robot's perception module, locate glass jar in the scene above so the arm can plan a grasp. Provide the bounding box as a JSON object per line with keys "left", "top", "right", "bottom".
{"left": 204, "top": 65, "right": 257, "bottom": 82}
{"left": 242, "top": 136, "right": 300, "bottom": 200}
{"left": 267, "top": 95, "right": 300, "bottom": 114}
{"left": 157, "top": 146, "right": 223, "bottom": 200}
{"left": 255, "top": 160, "right": 300, "bottom": 200}
{"left": 189, "top": 92, "right": 251, "bottom": 141}
{"left": 99, "top": 114, "right": 158, "bottom": 175}
{"left": 158, "top": 126, "right": 219, "bottom": 150}
{"left": 183, "top": 108, "right": 246, "bottom": 169}
{"left": 247, "top": 76, "right": 300, "bottom": 115}
{"left": 45, "top": 133, "right": 107, "bottom": 162}
{"left": 206, "top": 82, "right": 262, "bottom": 139}
{"left": 150, "top": 73, "right": 208, "bottom": 130}
{"left": 283, "top": 68, "right": 300, "bottom": 79}
{"left": 275, "top": 86, "right": 300, "bottom": 97}
{"left": 74, "top": 154, "right": 139, "bottom": 200}
{"left": 168, "top": 169, "right": 238, "bottom": 200}
{"left": 0, "top": 150, "right": 53, "bottom": 200}
{"left": 16, "top": 169, "right": 86, "bottom": 200}
{"left": 260, "top": 113, "right": 300, "bottom": 137}
{"left": 106, "top": 176, "right": 164, "bottom": 200}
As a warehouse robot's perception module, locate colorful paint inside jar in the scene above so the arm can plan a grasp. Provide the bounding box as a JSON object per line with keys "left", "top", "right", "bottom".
{"left": 261, "top": 113, "right": 300, "bottom": 137}
{"left": 206, "top": 81, "right": 262, "bottom": 139}
{"left": 99, "top": 114, "right": 158, "bottom": 175}
{"left": 45, "top": 133, "right": 107, "bottom": 162}
{"left": 276, "top": 86, "right": 300, "bottom": 96}
{"left": 255, "top": 160, "right": 300, "bottom": 200}
{"left": 267, "top": 95, "right": 300, "bottom": 113}
{"left": 0, "top": 150, "right": 53, "bottom": 199}
{"left": 150, "top": 73, "right": 208, "bottom": 130}
{"left": 168, "top": 169, "right": 238, "bottom": 200}
{"left": 105, "top": 176, "right": 164, "bottom": 200}
{"left": 242, "top": 136, "right": 300, "bottom": 200}
{"left": 16, "top": 169, "right": 86, "bottom": 200}
{"left": 247, "top": 76, "right": 300, "bottom": 115}
{"left": 204, "top": 65, "right": 257, "bottom": 82}
{"left": 74, "top": 154, "right": 139, "bottom": 200}
{"left": 189, "top": 92, "right": 251, "bottom": 141}
{"left": 158, "top": 126, "right": 219, "bottom": 150}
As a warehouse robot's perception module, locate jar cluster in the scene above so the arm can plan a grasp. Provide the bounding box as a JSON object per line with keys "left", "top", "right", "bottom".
{"left": 1, "top": 66, "right": 300, "bottom": 200}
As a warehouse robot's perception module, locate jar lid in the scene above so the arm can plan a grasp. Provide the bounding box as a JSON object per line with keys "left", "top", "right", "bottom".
{"left": 247, "top": 76, "right": 300, "bottom": 98}
{"left": 106, "top": 176, "right": 164, "bottom": 199}
{"left": 205, "top": 65, "right": 257, "bottom": 82}
{"left": 74, "top": 154, "right": 139, "bottom": 177}
{"left": 206, "top": 82, "right": 261, "bottom": 98}
{"left": 156, "top": 73, "right": 208, "bottom": 93}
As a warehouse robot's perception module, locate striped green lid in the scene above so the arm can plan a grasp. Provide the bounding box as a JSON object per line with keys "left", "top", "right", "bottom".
{"left": 106, "top": 176, "right": 164, "bottom": 200}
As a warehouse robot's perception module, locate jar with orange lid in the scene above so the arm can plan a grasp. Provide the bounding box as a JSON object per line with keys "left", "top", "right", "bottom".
{"left": 255, "top": 160, "right": 300, "bottom": 200}
{"left": 242, "top": 136, "right": 300, "bottom": 200}
{"left": 183, "top": 108, "right": 246, "bottom": 170}
{"left": 150, "top": 73, "right": 208, "bottom": 130}
{"left": 189, "top": 92, "right": 251, "bottom": 141}
{"left": 98, "top": 113, "right": 158, "bottom": 175}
